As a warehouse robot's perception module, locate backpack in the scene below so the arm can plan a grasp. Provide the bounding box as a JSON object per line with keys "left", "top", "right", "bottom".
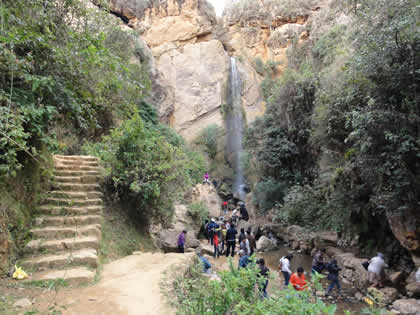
{"left": 207, "top": 222, "right": 215, "bottom": 233}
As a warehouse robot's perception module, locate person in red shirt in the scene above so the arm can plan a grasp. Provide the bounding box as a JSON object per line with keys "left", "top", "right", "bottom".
{"left": 213, "top": 233, "right": 220, "bottom": 258}
{"left": 290, "top": 267, "right": 307, "bottom": 291}
{"left": 222, "top": 201, "right": 228, "bottom": 215}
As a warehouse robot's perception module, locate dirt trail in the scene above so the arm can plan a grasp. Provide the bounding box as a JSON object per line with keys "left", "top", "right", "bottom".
{"left": 33, "top": 252, "right": 194, "bottom": 315}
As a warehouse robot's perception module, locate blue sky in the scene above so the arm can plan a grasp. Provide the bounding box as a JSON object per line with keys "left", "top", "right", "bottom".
{"left": 208, "top": 0, "right": 225, "bottom": 16}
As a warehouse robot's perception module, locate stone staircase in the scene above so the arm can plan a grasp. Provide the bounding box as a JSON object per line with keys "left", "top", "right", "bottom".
{"left": 22, "top": 155, "right": 103, "bottom": 285}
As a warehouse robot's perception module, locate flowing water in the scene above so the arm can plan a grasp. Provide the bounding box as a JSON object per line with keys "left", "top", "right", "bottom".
{"left": 262, "top": 248, "right": 366, "bottom": 314}
{"left": 226, "top": 57, "right": 246, "bottom": 200}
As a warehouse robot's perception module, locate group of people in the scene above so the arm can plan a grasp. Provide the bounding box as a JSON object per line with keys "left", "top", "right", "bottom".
{"left": 204, "top": 219, "right": 256, "bottom": 259}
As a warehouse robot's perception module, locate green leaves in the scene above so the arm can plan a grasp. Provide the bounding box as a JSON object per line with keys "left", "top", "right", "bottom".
{"left": 83, "top": 113, "right": 206, "bottom": 219}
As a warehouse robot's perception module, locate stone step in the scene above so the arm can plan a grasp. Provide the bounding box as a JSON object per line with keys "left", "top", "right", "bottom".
{"left": 25, "top": 236, "right": 100, "bottom": 254}
{"left": 54, "top": 183, "right": 101, "bottom": 193}
{"left": 48, "top": 191, "right": 102, "bottom": 200}
{"left": 54, "top": 155, "right": 98, "bottom": 162}
{"left": 42, "top": 198, "right": 103, "bottom": 207}
{"left": 34, "top": 215, "right": 102, "bottom": 227}
{"left": 55, "top": 165, "right": 100, "bottom": 172}
{"left": 55, "top": 170, "right": 101, "bottom": 177}
{"left": 37, "top": 205, "right": 103, "bottom": 216}
{"left": 54, "top": 175, "right": 99, "bottom": 184}
{"left": 54, "top": 160, "right": 99, "bottom": 167}
{"left": 29, "top": 267, "right": 95, "bottom": 285}
{"left": 31, "top": 224, "right": 101, "bottom": 240}
{"left": 23, "top": 248, "right": 98, "bottom": 271}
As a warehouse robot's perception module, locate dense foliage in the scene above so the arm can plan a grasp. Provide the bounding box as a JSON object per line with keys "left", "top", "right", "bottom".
{"left": 0, "top": 0, "right": 150, "bottom": 177}
{"left": 246, "top": 0, "right": 419, "bottom": 237}
{"left": 83, "top": 113, "right": 206, "bottom": 220}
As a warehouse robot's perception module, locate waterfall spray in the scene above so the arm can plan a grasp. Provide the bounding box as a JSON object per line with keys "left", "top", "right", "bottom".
{"left": 226, "top": 57, "right": 246, "bottom": 200}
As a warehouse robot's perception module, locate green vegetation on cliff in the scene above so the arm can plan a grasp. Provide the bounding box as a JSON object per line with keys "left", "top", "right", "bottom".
{"left": 246, "top": 0, "right": 419, "bottom": 242}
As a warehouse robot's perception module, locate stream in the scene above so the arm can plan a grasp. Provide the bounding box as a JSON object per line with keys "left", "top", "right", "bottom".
{"left": 261, "top": 248, "right": 366, "bottom": 314}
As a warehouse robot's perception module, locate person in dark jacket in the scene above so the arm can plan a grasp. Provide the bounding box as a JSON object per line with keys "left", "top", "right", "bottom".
{"left": 225, "top": 224, "right": 237, "bottom": 257}
{"left": 238, "top": 228, "right": 246, "bottom": 244}
{"left": 325, "top": 259, "right": 341, "bottom": 296}
{"left": 258, "top": 258, "right": 270, "bottom": 298}
{"left": 239, "top": 203, "right": 249, "bottom": 221}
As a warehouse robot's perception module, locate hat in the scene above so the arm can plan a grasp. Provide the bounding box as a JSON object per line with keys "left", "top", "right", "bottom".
{"left": 211, "top": 218, "right": 216, "bottom": 222}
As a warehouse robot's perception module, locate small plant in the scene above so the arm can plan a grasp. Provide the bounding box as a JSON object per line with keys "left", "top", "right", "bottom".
{"left": 196, "top": 124, "right": 221, "bottom": 160}
{"left": 187, "top": 202, "right": 209, "bottom": 221}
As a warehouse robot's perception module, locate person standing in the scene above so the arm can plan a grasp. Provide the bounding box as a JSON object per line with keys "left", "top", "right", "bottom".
{"left": 238, "top": 228, "right": 246, "bottom": 244}
{"left": 222, "top": 201, "right": 228, "bottom": 215}
{"left": 239, "top": 202, "right": 249, "bottom": 221}
{"left": 203, "top": 172, "right": 210, "bottom": 185}
{"left": 247, "top": 227, "right": 256, "bottom": 256}
{"left": 290, "top": 267, "right": 307, "bottom": 291}
{"left": 368, "top": 253, "right": 388, "bottom": 288}
{"left": 312, "top": 248, "right": 326, "bottom": 274}
{"left": 213, "top": 232, "right": 220, "bottom": 258}
{"left": 207, "top": 219, "right": 217, "bottom": 246}
{"left": 279, "top": 254, "right": 293, "bottom": 287}
{"left": 225, "top": 224, "right": 237, "bottom": 257}
{"left": 220, "top": 224, "right": 227, "bottom": 255}
{"left": 258, "top": 258, "right": 270, "bottom": 298}
{"left": 177, "top": 230, "right": 187, "bottom": 253}
{"left": 325, "top": 259, "right": 341, "bottom": 296}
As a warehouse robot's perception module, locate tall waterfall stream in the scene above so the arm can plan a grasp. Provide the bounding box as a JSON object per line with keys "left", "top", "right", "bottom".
{"left": 226, "top": 57, "right": 246, "bottom": 200}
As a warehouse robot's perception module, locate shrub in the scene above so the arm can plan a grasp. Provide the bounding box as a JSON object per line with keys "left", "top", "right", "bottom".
{"left": 82, "top": 113, "right": 206, "bottom": 219}
{"left": 187, "top": 201, "right": 209, "bottom": 221}
{"left": 197, "top": 124, "right": 220, "bottom": 160}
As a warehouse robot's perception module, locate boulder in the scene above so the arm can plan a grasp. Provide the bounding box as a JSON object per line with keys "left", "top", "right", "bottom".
{"left": 368, "top": 287, "right": 398, "bottom": 305}
{"left": 405, "top": 282, "right": 420, "bottom": 298}
{"left": 390, "top": 271, "right": 405, "bottom": 285}
{"left": 256, "top": 236, "right": 277, "bottom": 252}
{"left": 157, "top": 229, "right": 200, "bottom": 252}
{"left": 335, "top": 253, "right": 369, "bottom": 290}
{"left": 325, "top": 246, "right": 345, "bottom": 258}
{"left": 192, "top": 184, "right": 222, "bottom": 219}
{"left": 391, "top": 299, "right": 420, "bottom": 315}
{"left": 316, "top": 231, "right": 339, "bottom": 246}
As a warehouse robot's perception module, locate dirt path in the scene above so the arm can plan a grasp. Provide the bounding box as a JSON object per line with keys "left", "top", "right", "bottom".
{"left": 31, "top": 252, "right": 193, "bottom": 315}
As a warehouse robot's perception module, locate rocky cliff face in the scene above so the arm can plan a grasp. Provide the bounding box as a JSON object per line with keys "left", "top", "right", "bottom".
{"left": 107, "top": 0, "right": 264, "bottom": 140}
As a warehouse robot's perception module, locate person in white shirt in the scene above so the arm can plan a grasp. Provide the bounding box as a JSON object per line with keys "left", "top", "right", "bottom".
{"left": 368, "top": 253, "right": 388, "bottom": 288}
{"left": 279, "top": 254, "right": 293, "bottom": 286}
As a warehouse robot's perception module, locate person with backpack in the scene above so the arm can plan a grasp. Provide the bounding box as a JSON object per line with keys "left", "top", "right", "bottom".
{"left": 258, "top": 258, "right": 270, "bottom": 298}
{"left": 225, "top": 224, "right": 237, "bottom": 257}
{"left": 207, "top": 219, "right": 218, "bottom": 246}
{"left": 279, "top": 254, "right": 293, "bottom": 287}
{"left": 325, "top": 259, "right": 341, "bottom": 296}
{"left": 177, "top": 230, "right": 187, "bottom": 253}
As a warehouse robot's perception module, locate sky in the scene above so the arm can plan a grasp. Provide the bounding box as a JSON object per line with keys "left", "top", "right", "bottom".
{"left": 208, "top": 0, "right": 225, "bottom": 16}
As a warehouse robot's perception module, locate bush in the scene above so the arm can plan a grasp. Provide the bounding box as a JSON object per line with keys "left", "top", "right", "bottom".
{"left": 197, "top": 124, "right": 220, "bottom": 160}
{"left": 82, "top": 113, "right": 206, "bottom": 219}
{"left": 187, "top": 201, "right": 209, "bottom": 221}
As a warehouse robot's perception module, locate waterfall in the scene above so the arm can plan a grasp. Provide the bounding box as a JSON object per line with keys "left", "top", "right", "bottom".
{"left": 226, "top": 57, "right": 246, "bottom": 200}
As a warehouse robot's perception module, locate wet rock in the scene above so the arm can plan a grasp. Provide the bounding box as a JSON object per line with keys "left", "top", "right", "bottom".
{"left": 13, "top": 298, "right": 32, "bottom": 308}
{"left": 391, "top": 299, "right": 420, "bottom": 315}
{"left": 368, "top": 287, "right": 398, "bottom": 305}
{"left": 316, "top": 231, "right": 338, "bottom": 246}
{"left": 390, "top": 271, "right": 405, "bottom": 285}
{"left": 405, "top": 282, "right": 420, "bottom": 298}
{"left": 256, "top": 236, "right": 278, "bottom": 252}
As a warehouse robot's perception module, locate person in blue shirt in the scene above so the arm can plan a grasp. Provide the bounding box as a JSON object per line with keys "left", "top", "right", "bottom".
{"left": 197, "top": 251, "right": 212, "bottom": 274}
{"left": 238, "top": 250, "right": 250, "bottom": 269}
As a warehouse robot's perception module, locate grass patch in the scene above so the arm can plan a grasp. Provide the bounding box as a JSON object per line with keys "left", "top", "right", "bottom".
{"left": 99, "top": 200, "right": 157, "bottom": 265}
{"left": 22, "top": 278, "right": 69, "bottom": 290}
